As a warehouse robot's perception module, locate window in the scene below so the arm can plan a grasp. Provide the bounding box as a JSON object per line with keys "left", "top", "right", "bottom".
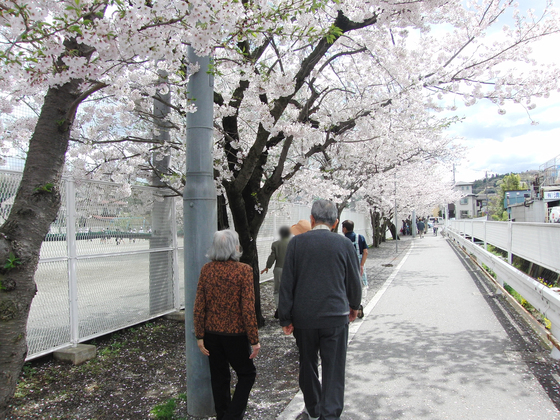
{"left": 460, "top": 210, "right": 469, "bottom": 218}
{"left": 460, "top": 198, "right": 468, "bottom": 205}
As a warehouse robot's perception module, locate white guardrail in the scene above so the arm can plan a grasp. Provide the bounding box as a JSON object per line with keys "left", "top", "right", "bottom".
{"left": 446, "top": 220, "right": 560, "bottom": 359}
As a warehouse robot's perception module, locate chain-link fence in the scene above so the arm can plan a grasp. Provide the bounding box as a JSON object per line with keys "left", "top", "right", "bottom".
{"left": 540, "top": 154, "right": 560, "bottom": 186}
{"left": 19, "top": 176, "right": 184, "bottom": 359}
{"left": 0, "top": 169, "right": 371, "bottom": 360}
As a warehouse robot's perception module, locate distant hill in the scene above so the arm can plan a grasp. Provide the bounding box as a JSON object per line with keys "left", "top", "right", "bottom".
{"left": 471, "top": 170, "right": 539, "bottom": 194}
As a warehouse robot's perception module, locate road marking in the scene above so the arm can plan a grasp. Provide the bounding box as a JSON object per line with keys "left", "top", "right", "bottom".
{"left": 349, "top": 242, "right": 414, "bottom": 339}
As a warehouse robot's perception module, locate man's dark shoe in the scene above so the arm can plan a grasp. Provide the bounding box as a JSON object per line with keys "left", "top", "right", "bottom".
{"left": 357, "top": 305, "right": 364, "bottom": 319}
{"left": 295, "top": 408, "right": 319, "bottom": 420}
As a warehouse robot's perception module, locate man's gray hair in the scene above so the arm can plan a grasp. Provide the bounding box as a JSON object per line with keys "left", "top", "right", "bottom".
{"left": 207, "top": 229, "right": 243, "bottom": 261}
{"left": 311, "top": 199, "right": 338, "bottom": 227}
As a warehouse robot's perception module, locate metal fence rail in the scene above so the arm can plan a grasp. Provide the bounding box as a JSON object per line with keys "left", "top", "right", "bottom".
{"left": 0, "top": 169, "right": 372, "bottom": 360}
{"left": 447, "top": 220, "right": 560, "bottom": 358}
{"left": 449, "top": 220, "right": 560, "bottom": 274}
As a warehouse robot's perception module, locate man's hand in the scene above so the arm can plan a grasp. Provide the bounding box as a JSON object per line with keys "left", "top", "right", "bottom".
{"left": 349, "top": 308, "right": 358, "bottom": 322}
{"left": 260, "top": 268, "right": 269, "bottom": 274}
{"left": 197, "top": 339, "right": 209, "bottom": 356}
{"left": 249, "top": 343, "right": 261, "bottom": 359}
{"left": 282, "top": 324, "right": 294, "bottom": 335}
{"left": 360, "top": 265, "right": 364, "bottom": 276}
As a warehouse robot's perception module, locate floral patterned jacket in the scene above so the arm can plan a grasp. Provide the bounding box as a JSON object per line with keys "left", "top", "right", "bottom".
{"left": 194, "top": 260, "right": 259, "bottom": 345}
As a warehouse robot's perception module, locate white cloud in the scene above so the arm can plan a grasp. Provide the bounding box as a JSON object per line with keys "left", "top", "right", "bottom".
{"left": 444, "top": 1, "right": 560, "bottom": 182}
{"left": 454, "top": 126, "right": 560, "bottom": 182}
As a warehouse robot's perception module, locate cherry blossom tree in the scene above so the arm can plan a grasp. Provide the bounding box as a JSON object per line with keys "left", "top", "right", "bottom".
{"left": 1, "top": 0, "right": 560, "bottom": 412}
{"left": 10, "top": 0, "right": 560, "bottom": 328}
{"left": 280, "top": 111, "right": 463, "bottom": 239}
{"left": 284, "top": 108, "right": 462, "bottom": 217}
{"left": 357, "top": 161, "right": 460, "bottom": 244}
{"left": 206, "top": 0, "right": 559, "bottom": 326}
{"left": 0, "top": 0, "right": 318, "bottom": 413}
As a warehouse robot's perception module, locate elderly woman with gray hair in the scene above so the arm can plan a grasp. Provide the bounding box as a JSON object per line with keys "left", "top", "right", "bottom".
{"left": 194, "top": 229, "right": 260, "bottom": 420}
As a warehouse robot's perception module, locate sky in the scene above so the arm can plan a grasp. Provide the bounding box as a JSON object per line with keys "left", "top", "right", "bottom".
{"left": 445, "top": 0, "right": 560, "bottom": 183}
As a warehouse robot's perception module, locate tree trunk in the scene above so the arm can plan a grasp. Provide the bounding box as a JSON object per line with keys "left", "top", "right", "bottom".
{"left": 0, "top": 81, "right": 81, "bottom": 416}
{"left": 370, "top": 208, "right": 380, "bottom": 248}
{"left": 225, "top": 180, "right": 272, "bottom": 327}
{"left": 333, "top": 202, "right": 349, "bottom": 233}
{"left": 217, "top": 194, "right": 229, "bottom": 230}
{"left": 387, "top": 220, "right": 398, "bottom": 241}
{"left": 239, "top": 237, "right": 265, "bottom": 327}
{"left": 382, "top": 220, "right": 388, "bottom": 243}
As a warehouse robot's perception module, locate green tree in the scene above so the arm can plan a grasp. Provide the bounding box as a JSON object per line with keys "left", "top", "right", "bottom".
{"left": 490, "top": 173, "right": 527, "bottom": 221}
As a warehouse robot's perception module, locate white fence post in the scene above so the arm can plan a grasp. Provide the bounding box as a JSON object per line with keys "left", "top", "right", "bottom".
{"left": 171, "top": 197, "right": 180, "bottom": 310}
{"left": 65, "top": 177, "right": 79, "bottom": 347}
{"left": 483, "top": 220, "right": 487, "bottom": 250}
{"left": 507, "top": 221, "right": 513, "bottom": 265}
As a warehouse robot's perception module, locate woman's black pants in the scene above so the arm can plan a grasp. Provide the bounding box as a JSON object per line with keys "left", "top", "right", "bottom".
{"left": 204, "top": 333, "right": 256, "bottom": 420}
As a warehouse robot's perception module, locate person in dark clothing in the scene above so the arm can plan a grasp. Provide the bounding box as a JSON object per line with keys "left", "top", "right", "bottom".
{"left": 417, "top": 219, "right": 425, "bottom": 238}
{"left": 342, "top": 219, "right": 368, "bottom": 317}
{"left": 261, "top": 225, "right": 291, "bottom": 318}
{"left": 279, "top": 199, "right": 362, "bottom": 420}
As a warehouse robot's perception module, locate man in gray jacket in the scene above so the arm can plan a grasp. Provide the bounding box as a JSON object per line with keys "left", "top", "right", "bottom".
{"left": 279, "top": 199, "right": 362, "bottom": 420}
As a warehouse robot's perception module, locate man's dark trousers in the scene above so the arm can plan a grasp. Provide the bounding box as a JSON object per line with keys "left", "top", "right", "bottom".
{"left": 294, "top": 324, "right": 349, "bottom": 420}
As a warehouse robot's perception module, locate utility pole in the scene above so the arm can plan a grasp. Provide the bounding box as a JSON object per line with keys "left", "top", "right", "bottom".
{"left": 150, "top": 68, "right": 173, "bottom": 315}
{"left": 485, "top": 170, "right": 489, "bottom": 218}
{"left": 394, "top": 171, "right": 398, "bottom": 253}
{"left": 184, "top": 47, "right": 216, "bottom": 417}
{"left": 452, "top": 163, "right": 456, "bottom": 185}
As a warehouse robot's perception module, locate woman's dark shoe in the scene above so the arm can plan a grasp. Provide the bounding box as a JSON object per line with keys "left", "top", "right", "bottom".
{"left": 274, "top": 309, "right": 279, "bottom": 319}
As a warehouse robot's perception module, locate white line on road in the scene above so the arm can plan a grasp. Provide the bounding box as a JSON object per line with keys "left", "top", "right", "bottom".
{"left": 349, "top": 242, "right": 414, "bottom": 340}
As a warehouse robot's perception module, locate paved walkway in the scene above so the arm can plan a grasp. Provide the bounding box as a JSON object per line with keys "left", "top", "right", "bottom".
{"left": 278, "top": 234, "right": 560, "bottom": 419}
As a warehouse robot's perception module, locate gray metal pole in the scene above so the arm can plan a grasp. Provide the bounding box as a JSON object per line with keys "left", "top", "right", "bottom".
{"left": 184, "top": 48, "right": 216, "bottom": 417}
{"left": 150, "top": 68, "right": 174, "bottom": 315}
{"left": 394, "top": 172, "right": 398, "bottom": 253}
{"left": 66, "top": 177, "right": 79, "bottom": 346}
{"left": 485, "top": 170, "right": 489, "bottom": 218}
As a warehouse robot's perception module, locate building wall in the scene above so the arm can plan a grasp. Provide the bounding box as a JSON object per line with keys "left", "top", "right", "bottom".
{"left": 510, "top": 201, "right": 547, "bottom": 223}
{"left": 454, "top": 183, "right": 476, "bottom": 219}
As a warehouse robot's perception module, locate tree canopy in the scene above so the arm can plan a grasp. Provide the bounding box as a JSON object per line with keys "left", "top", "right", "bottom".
{"left": 1, "top": 0, "right": 560, "bottom": 413}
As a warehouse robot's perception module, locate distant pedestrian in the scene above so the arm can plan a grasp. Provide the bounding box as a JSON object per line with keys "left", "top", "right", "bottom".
{"left": 417, "top": 219, "right": 425, "bottom": 238}
{"left": 342, "top": 219, "right": 368, "bottom": 317}
{"left": 261, "top": 226, "right": 291, "bottom": 319}
{"left": 279, "top": 200, "right": 362, "bottom": 420}
{"left": 194, "top": 229, "right": 260, "bottom": 420}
